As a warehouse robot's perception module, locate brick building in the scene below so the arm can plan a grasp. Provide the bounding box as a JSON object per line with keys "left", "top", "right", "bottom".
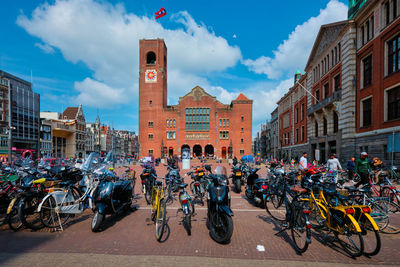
{"left": 277, "top": 72, "right": 308, "bottom": 161}
{"left": 354, "top": 0, "right": 400, "bottom": 164}
{"left": 138, "top": 39, "right": 253, "bottom": 159}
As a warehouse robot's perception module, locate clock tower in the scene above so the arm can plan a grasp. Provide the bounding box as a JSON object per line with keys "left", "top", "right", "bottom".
{"left": 138, "top": 39, "right": 168, "bottom": 158}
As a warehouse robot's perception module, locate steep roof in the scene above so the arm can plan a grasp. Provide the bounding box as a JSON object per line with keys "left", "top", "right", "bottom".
{"left": 235, "top": 93, "right": 249, "bottom": 101}
{"left": 61, "top": 107, "right": 79, "bottom": 120}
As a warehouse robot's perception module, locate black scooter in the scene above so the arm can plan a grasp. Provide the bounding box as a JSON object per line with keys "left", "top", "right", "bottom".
{"left": 205, "top": 165, "right": 234, "bottom": 244}
{"left": 245, "top": 168, "right": 268, "bottom": 208}
{"left": 230, "top": 165, "right": 243, "bottom": 193}
{"left": 91, "top": 168, "right": 135, "bottom": 232}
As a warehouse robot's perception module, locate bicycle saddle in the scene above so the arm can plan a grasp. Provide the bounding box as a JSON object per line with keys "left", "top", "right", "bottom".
{"left": 178, "top": 183, "right": 188, "bottom": 188}
{"left": 291, "top": 185, "right": 307, "bottom": 194}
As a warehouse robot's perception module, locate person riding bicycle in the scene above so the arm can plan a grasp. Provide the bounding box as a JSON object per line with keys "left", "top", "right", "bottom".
{"left": 354, "top": 152, "right": 372, "bottom": 188}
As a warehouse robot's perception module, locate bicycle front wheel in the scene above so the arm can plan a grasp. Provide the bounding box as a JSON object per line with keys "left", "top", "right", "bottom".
{"left": 265, "top": 193, "right": 286, "bottom": 222}
{"left": 40, "top": 195, "right": 71, "bottom": 228}
{"left": 335, "top": 219, "right": 364, "bottom": 257}
{"left": 18, "top": 195, "right": 44, "bottom": 230}
{"left": 371, "top": 198, "right": 400, "bottom": 234}
{"left": 291, "top": 205, "right": 311, "bottom": 254}
{"left": 155, "top": 199, "right": 167, "bottom": 241}
{"left": 361, "top": 217, "right": 381, "bottom": 256}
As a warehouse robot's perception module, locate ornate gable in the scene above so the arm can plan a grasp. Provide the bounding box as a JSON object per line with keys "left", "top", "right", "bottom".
{"left": 179, "top": 86, "right": 216, "bottom": 102}
{"left": 305, "top": 21, "right": 348, "bottom": 70}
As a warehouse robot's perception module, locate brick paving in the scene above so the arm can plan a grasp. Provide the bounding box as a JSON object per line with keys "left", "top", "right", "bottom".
{"left": 0, "top": 162, "right": 399, "bottom": 266}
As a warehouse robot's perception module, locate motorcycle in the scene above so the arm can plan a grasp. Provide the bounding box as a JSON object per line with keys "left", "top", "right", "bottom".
{"left": 140, "top": 164, "right": 157, "bottom": 204}
{"left": 177, "top": 183, "right": 195, "bottom": 235}
{"left": 245, "top": 168, "right": 268, "bottom": 208}
{"left": 205, "top": 165, "right": 234, "bottom": 244}
{"left": 91, "top": 156, "right": 135, "bottom": 232}
{"left": 189, "top": 166, "right": 207, "bottom": 203}
{"left": 230, "top": 165, "right": 243, "bottom": 193}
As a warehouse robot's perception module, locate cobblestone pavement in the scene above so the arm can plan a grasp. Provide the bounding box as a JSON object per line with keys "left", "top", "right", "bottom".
{"left": 0, "top": 162, "right": 399, "bottom": 266}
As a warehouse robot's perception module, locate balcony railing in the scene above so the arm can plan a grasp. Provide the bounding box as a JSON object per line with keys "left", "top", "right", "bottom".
{"left": 307, "top": 90, "right": 341, "bottom": 115}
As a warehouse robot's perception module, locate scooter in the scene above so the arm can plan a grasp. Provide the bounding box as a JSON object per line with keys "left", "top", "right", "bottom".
{"left": 91, "top": 167, "right": 135, "bottom": 232}
{"left": 245, "top": 168, "right": 268, "bottom": 208}
{"left": 205, "top": 165, "right": 234, "bottom": 244}
{"left": 230, "top": 165, "right": 243, "bottom": 193}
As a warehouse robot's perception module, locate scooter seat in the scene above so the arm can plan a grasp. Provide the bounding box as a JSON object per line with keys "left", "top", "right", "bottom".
{"left": 178, "top": 183, "right": 188, "bottom": 188}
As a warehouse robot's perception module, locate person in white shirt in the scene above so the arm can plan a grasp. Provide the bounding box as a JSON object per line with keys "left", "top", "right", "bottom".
{"left": 299, "top": 152, "right": 307, "bottom": 170}
{"left": 326, "top": 154, "right": 342, "bottom": 171}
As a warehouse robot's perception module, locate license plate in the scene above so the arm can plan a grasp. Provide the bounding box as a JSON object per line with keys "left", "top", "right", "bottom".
{"left": 198, "top": 172, "right": 204, "bottom": 176}
{"left": 236, "top": 172, "right": 241, "bottom": 176}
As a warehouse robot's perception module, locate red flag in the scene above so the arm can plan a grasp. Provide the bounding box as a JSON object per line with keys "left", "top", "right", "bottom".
{"left": 155, "top": 7, "right": 167, "bottom": 19}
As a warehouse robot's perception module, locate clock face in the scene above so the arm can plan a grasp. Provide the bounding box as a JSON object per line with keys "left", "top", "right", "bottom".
{"left": 145, "top": 69, "right": 157, "bottom": 83}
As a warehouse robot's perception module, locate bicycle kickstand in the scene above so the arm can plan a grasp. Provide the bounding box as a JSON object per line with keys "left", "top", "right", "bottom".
{"left": 275, "top": 223, "right": 290, "bottom": 236}
{"left": 321, "top": 229, "right": 332, "bottom": 244}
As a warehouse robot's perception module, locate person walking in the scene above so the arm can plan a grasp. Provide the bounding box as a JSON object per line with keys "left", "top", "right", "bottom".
{"left": 326, "top": 154, "right": 342, "bottom": 171}
{"left": 299, "top": 152, "right": 307, "bottom": 170}
{"left": 347, "top": 157, "right": 355, "bottom": 182}
{"left": 354, "top": 152, "right": 372, "bottom": 188}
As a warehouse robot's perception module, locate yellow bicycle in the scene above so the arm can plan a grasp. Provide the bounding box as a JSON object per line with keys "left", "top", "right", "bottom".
{"left": 300, "top": 182, "right": 374, "bottom": 257}
{"left": 150, "top": 178, "right": 167, "bottom": 241}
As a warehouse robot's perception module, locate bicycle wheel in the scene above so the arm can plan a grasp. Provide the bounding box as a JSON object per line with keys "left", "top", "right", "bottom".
{"left": 39, "top": 195, "right": 71, "bottom": 228}
{"left": 381, "top": 187, "right": 399, "bottom": 205}
{"left": 360, "top": 216, "right": 381, "bottom": 256}
{"left": 302, "top": 200, "right": 326, "bottom": 228}
{"left": 7, "top": 205, "right": 23, "bottom": 231}
{"left": 290, "top": 205, "right": 311, "bottom": 253}
{"left": 371, "top": 198, "right": 400, "bottom": 234}
{"left": 183, "top": 214, "right": 191, "bottom": 236}
{"left": 265, "top": 193, "right": 286, "bottom": 222}
{"left": 335, "top": 218, "right": 364, "bottom": 257}
{"left": 155, "top": 199, "right": 167, "bottom": 241}
{"left": 18, "top": 195, "right": 44, "bottom": 230}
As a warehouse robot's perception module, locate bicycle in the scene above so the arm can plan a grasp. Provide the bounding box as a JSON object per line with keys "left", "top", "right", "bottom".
{"left": 150, "top": 177, "right": 167, "bottom": 241}
{"left": 344, "top": 185, "right": 400, "bottom": 234}
{"left": 265, "top": 177, "right": 311, "bottom": 254}
{"left": 300, "top": 179, "right": 367, "bottom": 257}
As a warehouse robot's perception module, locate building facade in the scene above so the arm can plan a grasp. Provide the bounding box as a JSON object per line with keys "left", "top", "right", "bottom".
{"left": 61, "top": 105, "right": 86, "bottom": 158}
{"left": 353, "top": 0, "right": 400, "bottom": 165}
{"left": 305, "top": 20, "right": 356, "bottom": 164}
{"left": 138, "top": 39, "right": 253, "bottom": 159}
{"left": 0, "top": 70, "right": 40, "bottom": 159}
{"left": 0, "top": 77, "right": 9, "bottom": 159}
{"left": 40, "top": 119, "right": 52, "bottom": 157}
{"left": 277, "top": 73, "right": 308, "bottom": 161}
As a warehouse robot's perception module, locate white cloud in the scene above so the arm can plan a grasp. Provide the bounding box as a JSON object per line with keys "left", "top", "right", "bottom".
{"left": 34, "top": 42, "right": 55, "bottom": 54}
{"left": 243, "top": 0, "right": 347, "bottom": 79}
{"left": 17, "top": 0, "right": 241, "bottom": 107}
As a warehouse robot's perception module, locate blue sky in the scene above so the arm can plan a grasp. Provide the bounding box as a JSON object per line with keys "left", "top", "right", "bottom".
{"left": 0, "top": 0, "right": 348, "bottom": 136}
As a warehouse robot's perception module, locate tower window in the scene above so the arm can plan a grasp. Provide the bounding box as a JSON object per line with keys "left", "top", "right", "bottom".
{"left": 146, "top": 51, "right": 156, "bottom": 65}
{"left": 149, "top": 100, "right": 152, "bottom": 106}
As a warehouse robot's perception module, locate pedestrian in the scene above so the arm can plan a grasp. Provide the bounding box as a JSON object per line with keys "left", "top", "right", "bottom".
{"left": 371, "top": 157, "right": 384, "bottom": 183}
{"left": 299, "top": 152, "right": 307, "bottom": 170}
{"left": 347, "top": 157, "right": 355, "bottom": 182}
{"left": 354, "top": 152, "right": 372, "bottom": 188}
{"left": 326, "top": 153, "right": 342, "bottom": 171}
{"left": 233, "top": 156, "right": 238, "bottom": 166}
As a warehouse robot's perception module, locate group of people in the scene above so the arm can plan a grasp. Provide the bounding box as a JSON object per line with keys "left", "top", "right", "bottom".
{"left": 298, "top": 151, "right": 385, "bottom": 188}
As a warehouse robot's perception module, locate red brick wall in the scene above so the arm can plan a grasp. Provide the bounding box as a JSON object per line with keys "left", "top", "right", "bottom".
{"left": 356, "top": 19, "right": 400, "bottom": 133}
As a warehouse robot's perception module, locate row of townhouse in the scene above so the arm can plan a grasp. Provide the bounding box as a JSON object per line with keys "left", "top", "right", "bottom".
{"left": 260, "top": 0, "right": 400, "bottom": 166}
{"left": 40, "top": 105, "right": 139, "bottom": 159}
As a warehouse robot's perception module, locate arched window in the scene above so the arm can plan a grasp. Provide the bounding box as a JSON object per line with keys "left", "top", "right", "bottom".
{"left": 146, "top": 51, "right": 156, "bottom": 65}
{"left": 166, "top": 120, "right": 169, "bottom": 128}
{"left": 315, "top": 120, "right": 319, "bottom": 137}
{"left": 173, "top": 119, "right": 176, "bottom": 127}
{"left": 323, "top": 117, "right": 328, "bottom": 135}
